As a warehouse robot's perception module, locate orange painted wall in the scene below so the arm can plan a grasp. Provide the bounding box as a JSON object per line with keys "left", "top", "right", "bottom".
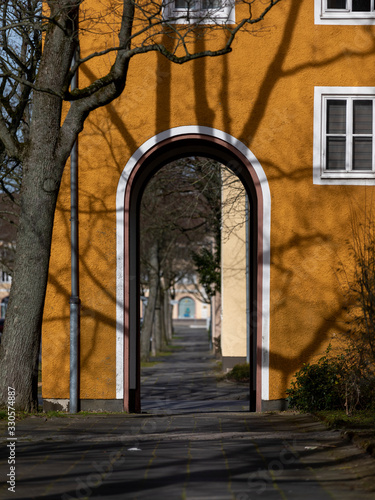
{"left": 43, "top": 0, "right": 375, "bottom": 401}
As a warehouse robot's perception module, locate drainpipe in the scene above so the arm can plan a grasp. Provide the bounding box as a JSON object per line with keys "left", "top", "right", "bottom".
{"left": 246, "top": 195, "right": 250, "bottom": 364}
{"left": 70, "top": 50, "right": 80, "bottom": 414}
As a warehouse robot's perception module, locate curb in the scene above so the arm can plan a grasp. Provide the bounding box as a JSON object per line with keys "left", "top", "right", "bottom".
{"left": 341, "top": 429, "right": 375, "bottom": 458}
{"left": 312, "top": 411, "right": 375, "bottom": 459}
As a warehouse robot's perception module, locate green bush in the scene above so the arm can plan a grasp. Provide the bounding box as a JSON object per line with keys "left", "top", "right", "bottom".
{"left": 226, "top": 363, "right": 250, "bottom": 382}
{"left": 286, "top": 351, "right": 344, "bottom": 412}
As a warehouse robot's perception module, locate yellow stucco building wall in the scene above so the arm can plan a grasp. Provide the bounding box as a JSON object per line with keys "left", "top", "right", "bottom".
{"left": 221, "top": 170, "right": 247, "bottom": 369}
{"left": 42, "top": 0, "right": 375, "bottom": 409}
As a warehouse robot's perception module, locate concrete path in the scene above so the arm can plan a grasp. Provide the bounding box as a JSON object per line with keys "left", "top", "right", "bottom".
{"left": 1, "top": 324, "right": 375, "bottom": 499}
{"left": 141, "top": 322, "right": 249, "bottom": 412}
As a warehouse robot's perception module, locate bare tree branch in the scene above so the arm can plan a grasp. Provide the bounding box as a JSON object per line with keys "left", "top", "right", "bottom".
{"left": 0, "top": 116, "right": 20, "bottom": 160}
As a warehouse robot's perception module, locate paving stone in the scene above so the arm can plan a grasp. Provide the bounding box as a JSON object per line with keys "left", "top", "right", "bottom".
{"left": 1, "top": 324, "right": 375, "bottom": 499}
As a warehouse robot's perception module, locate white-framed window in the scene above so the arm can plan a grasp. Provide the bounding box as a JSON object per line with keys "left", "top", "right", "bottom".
{"left": 163, "top": 0, "right": 235, "bottom": 24}
{"left": 1, "top": 271, "right": 11, "bottom": 283}
{"left": 314, "top": 87, "right": 375, "bottom": 185}
{"left": 315, "top": 0, "right": 375, "bottom": 24}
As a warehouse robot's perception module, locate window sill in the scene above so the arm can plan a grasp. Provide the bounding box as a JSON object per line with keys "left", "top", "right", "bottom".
{"left": 314, "top": 173, "right": 375, "bottom": 185}
{"left": 315, "top": 4, "right": 375, "bottom": 24}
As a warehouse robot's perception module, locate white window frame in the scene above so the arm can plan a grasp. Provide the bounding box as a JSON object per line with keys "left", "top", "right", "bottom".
{"left": 314, "top": 87, "right": 375, "bottom": 185}
{"left": 315, "top": 0, "right": 375, "bottom": 24}
{"left": 163, "top": 0, "right": 235, "bottom": 24}
{"left": 1, "top": 271, "right": 11, "bottom": 283}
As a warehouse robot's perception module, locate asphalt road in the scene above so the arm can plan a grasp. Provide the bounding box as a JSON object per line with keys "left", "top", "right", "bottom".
{"left": 1, "top": 323, "right": 375, "bottom": 499}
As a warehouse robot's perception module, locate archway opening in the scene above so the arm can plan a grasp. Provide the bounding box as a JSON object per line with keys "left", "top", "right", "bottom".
{"left": 118, "top": 129, "right": 269, "bottom": 413}
{"left": 139, "top": 157, "right": 221, "bottom": 363}
{"left": 138, "top": 156, "right": 251, "bottom": 412}
{"left": 139, "top": 157, "right": 226, "bottom": 411}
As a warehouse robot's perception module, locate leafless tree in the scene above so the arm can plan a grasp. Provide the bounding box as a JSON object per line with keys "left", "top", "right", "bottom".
{"left": 140, "top": 158, "right": 221, "bottom": 359}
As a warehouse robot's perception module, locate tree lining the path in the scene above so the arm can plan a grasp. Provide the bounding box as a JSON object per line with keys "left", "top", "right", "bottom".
{"left": 140, "top": 157, "right": 249, "bottom": 360}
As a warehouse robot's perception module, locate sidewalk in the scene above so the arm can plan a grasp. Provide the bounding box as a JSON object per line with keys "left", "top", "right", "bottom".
{"left": 1, "top": 324, "right": 375, "bottom": 499}
{"left": 141, "top": 322, "right": 249, "bottom": 412}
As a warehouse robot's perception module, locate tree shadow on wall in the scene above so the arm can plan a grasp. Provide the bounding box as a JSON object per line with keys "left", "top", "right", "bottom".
{"left": 43, "top": 0, "right": 375, "bottom": 402}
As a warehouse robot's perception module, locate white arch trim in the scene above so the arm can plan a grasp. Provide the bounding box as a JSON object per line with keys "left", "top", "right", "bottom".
{"left": 115, "top": 126, "right": 271, "bottom": 401}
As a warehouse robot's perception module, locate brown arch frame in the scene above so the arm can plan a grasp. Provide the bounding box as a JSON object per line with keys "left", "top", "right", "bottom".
{"left": 122, "top": 133, "right": 264, "bottom": 412}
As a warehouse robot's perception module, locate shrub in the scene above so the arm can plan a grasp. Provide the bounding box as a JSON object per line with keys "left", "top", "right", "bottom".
{"left": 286, "top": 350, "right": 344, "bottom": 412}
{"left": 288, "top": 208, "right": 375, "bottom": 414}
{"left": 226, "top": 363, "right": 250, "bottom": 382}
{"left": 287, "top": 344, "right": 375, "bottom": 414}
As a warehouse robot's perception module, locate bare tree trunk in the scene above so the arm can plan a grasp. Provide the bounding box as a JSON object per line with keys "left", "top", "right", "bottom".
{"left": 159, "top": 282, "right": 167, "bottom": 348}
{"left": 153, "top": 288, "right": 162, "bottom": 355}
{"left": 0, "top": 143, "right": 67, "bottom": 410}
{"left": 213, "top": 291, "right": 222, "bottom": 357}
{"left": 162, "top": 268, "right": 173, "bottom": 343}
{"left": 141, "top": 242, "right": 159, "bottom": 361}
{"left": 0, "top": 10, "right": 76, "bottom": 409}
{"left": 164, "top": 287, "right": 173, "bottom": 343}
{"left": 151, "top": 321, "right": 156, "bottom": 357}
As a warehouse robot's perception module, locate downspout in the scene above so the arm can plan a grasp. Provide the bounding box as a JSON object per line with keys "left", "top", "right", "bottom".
{"left": 69, "top": 49, "right": 80, "bottom": 414}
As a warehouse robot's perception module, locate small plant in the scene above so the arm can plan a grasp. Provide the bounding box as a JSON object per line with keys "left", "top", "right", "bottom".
{"left": 286, "top": 348, "right": 344, "bottom": 412}
{"left": 226, "top": 363, "right": 250, "bottom": 382}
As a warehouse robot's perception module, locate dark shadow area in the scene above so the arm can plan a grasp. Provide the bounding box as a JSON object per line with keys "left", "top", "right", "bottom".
{"left": 3, "top": 412, "right": 375, "bottom": 499}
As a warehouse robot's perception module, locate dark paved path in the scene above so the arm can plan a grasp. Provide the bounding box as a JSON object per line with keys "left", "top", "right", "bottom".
{"left": 1, "top": 323, "right": 375, "bottom": 499}
{"left": 141, "top": 322, "right": 249, "bottom": 412}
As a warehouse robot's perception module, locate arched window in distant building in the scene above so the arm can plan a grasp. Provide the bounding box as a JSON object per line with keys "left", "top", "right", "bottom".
{"left": 178, "top": 297, "right": 195, "bottom": 319}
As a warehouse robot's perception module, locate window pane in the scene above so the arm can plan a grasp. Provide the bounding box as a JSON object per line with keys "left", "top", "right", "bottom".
{"left": 354, "top": 100, "right": 373, "bottom": 134}
{"left": 175, "top": 0, "right": 198, "bottom": 9}
{"left": 327, "top": 0, "right": 346, "bottom": 8}
{"left": 202, "top": 0, "right": 222, "bottom": 8}
{"left": 352, "top": 0, "right": 371, "bottom": 11}
{"left": 353, "top": 137, "right": 372, "bottom": 170}
{"left": 326, "top": 137, "right": 346, "bottom": 170}
{"left": 327, "top": 100, "right": 346, "bottom": 134}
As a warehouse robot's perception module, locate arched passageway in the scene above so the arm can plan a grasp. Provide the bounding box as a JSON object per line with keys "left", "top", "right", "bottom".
{"left": 116, "top": 127, "right": 271, "bottom": 413}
